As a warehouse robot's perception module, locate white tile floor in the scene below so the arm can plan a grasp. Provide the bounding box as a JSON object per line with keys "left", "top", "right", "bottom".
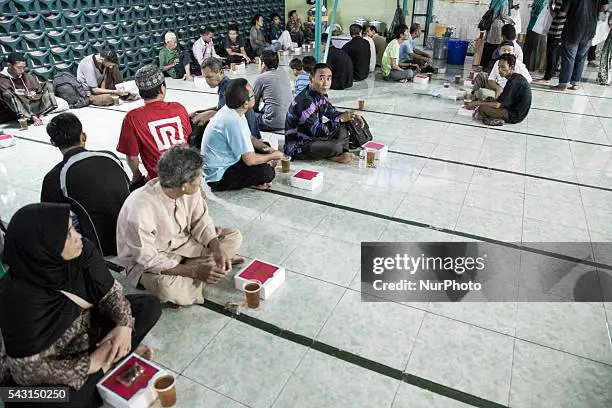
{"left": 1, "top": 59, "right": 612, "bottom": 408}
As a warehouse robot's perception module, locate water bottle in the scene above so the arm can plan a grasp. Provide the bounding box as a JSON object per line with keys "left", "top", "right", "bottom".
{"left": 358, "top": 150, "right": 366, "bottom": 168}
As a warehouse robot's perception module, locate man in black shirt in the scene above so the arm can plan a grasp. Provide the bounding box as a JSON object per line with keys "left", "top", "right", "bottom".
{"left": 465, "top": 54, "right": 531, "bottom": 125}
{"left": 225, "top": 24, "right": 252, "bottom": 65}
{"left": 321, "top": 33, "right": 353, "bottom": 90}
{"left": 342, "top": 24, "right": 372, "bottom": 81}
{"left": 41, "top": 113, "right": 130, "bottom": 256}
{"left": 552, "top": 0, "right": 608, "bottom": 91}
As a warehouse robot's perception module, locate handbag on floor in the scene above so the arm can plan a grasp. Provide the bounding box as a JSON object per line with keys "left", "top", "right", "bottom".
{"left": 346, "top": 118, "right": 373, "bottom": 149}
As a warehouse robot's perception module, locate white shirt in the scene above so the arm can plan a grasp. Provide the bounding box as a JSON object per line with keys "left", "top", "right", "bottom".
{"left": 489, "top": 60, "right": 532, "bottom": 89}
{"left": 192, "top": 38, "right": 219, "bottom": 65}
{"left": 363, "top": 35, "right": 376, "bottom": 72}
{"left": 513, "top": 40, "right": 524, "bottom": 62}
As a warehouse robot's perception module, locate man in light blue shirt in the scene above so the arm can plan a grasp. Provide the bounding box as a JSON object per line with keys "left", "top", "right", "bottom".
{"left": 400, "top": 23, "right": 432, "bottom": 67}
{"left": 202, "top": 78, "right": 283, "bottom": 191}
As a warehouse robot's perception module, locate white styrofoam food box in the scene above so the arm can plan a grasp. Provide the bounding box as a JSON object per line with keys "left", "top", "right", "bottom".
{"left": 290, "top": 169, "right": 323, "bottom": 190}
{"left": 97, "top": 353, "right": 164, "bottom": 408}
{"left": 362, "top": 141, "right": 388, "bottom": 160}
{"left": 234, "top": 259, "right": 286, "bottom": 300}
{"left": 413, "top": 75, "right": 430, "bottom": 85}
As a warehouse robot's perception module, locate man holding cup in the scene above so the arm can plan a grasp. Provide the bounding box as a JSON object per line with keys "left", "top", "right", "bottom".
{"left": 158, "top": 32, "right": 194, "bottom": 80}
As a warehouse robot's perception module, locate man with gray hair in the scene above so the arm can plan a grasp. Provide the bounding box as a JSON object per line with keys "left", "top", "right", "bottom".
{"left": 158, "top": 31, "right": 193, "bottom": 80}
{"left": 116, "top": 145, "right": 243, "bottom": 306}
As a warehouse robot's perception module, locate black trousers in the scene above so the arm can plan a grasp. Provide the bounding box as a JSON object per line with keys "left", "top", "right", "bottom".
{"left": 208, "top": 159, "right": 275, "bottom": 191}
{"left": 296, "top": 124, "right": 350, "bottom": 160}
{"left": 480, "top": 42, "right": 499, "bottom": 71}
{"left": 227, "top": 54, "right": 248, "bottom": 64}
{"left": 588, "top": 45, "right": 597, "bottom": 62}
{"left": 4, "top": 294, "right": 162, "bottom": 408}
{"left": 544, "top": 34, "right": 562, "bottom": 80}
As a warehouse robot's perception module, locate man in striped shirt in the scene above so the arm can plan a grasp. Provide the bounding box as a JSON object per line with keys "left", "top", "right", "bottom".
{"left": 537, "top": 0, "right": 567, "bottom": 83}
{"left": 284, "top": 63, "right": 364, "bottom": 164}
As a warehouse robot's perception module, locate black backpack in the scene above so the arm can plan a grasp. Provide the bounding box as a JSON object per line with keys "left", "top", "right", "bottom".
{"left": 53, "top": 72, "right": 91, "bottom": 109}
{"left": 478, "top": 9, "right": 495, "bottom": 31}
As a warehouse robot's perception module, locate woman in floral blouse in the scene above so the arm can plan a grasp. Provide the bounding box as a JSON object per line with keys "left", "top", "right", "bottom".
{"left": 0, "top": 203, "right": 161, "bottom": 408}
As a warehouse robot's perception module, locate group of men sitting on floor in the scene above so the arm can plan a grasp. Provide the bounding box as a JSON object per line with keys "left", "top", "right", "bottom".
{"left": 465, "top": 24, "right": 532, "bottom": 125}
{"left": 37, "top": 54, "right": 368, "bottom": 305}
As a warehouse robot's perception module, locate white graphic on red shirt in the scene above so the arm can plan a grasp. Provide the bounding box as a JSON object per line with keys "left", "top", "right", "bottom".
{"left": 147, "top": 116, "right": 185, "bottom": 151}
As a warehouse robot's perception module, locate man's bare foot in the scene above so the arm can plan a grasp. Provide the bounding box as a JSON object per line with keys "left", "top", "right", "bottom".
{"left": 535, "top": 79, "right": 550, "bottom": 85}
{"left": 551, "top": 85, "right": 567, "bottom": 91}
{"left": 134, "top": 344, "right": 154, "bottom": 360}
{"left": 231, "top": 257, "right": 245, "bottom": 265}
{"left": 568, "top": 84, "right": 584, "bottom": 91}
{"left": 252, "top": 183, "right": 272, "bottom": 190}
{"left": 329, "top": 152, "right": 355, "bottom": 164}
{"left": 32, "top": 116, "right": 43, "bottom": 126}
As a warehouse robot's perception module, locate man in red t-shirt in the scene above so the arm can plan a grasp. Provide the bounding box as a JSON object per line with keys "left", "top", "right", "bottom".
{"left": 117, "top": 65, "right": 192, "bottom": 184}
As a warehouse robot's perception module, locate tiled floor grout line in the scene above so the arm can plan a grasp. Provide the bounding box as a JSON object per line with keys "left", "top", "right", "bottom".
{"left": 267, "top": 284, "right": 356, "bottom": 408}
{"left": 177, "top": 314, "right": 233, "bottom": 376}
{"left": 530, "top": 86, "right": 612, "bottom": 100}
{"left": 179, "top": 371, "right": 253, "bottom": 408}
{"left": 197, "top": 299, "right": 509, "bottom": 408}
{"left": 388, "top": 149, "right": 612, "bottom": 193}
{"left": 251, "top": 188, "right": 612, "bottom": 271}
{"left": 9, "top": 111, "right": 612, "bottom": 195}
{"left": 160, "top": 84, "right": 612, "bottom": 143}
{"left": 506, "top": 337, "right": 518, "bottom": 407}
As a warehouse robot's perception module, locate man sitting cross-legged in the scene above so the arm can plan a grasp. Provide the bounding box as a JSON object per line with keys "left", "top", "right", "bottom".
{"left": 116, "top": 146, "right": 243, "bottom": 307}
{"left": 381, "top": 24, "right": 415, "bottom": 82}
{"left": 191, "top": 57, "right": 261, "bottom": 141}
{"left": 253, "top": 51, "right": 293, "bottom": 131}
{"left": 284, "top": 63, "right": 365, "bottom": 164}
{"left": 202, "top": 78, "right": 283, "bottom": 191}
{"left": 465, "top": 54, "right": 532, "bottom": 125}
{"left": 471, "top": 41, "right": 532, "bottom": 101}
{"left": 0, "top": 53, "right": 59, "bottom": 125}
{"left": 41, "top": 113, "right": 130, "bottom": 257}
{"left": 116, "top": 65, "right": 191, "bottom": 187}
{"left": 76, "top": 48, "right": 134, "bottom": 106}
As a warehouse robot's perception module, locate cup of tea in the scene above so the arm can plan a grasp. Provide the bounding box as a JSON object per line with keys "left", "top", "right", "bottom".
{"left": 111, "top": 95, "right": 120, "bottom": 106}
{"left": 153, "top": 375, "right": 177, "bottom": 407}
{"left": 454, "top": 75, "right": 462, "bottom": 84}
{"left": 231, "top": 63, "right": 236, "bottom": 72}
{"left": 358, "top": 98, "right": 365, "bottom": 110}
{"left": 244, "top": 280, "right": 262, "bottom": 308}
{"left": 281, "top": 155, "right": 291, "bottom": 173}
{"left": 443, "top": 82, "right": 450, "bottom": 88}
{"left": 18, "top": 118, "right": 28, "bottom": 131}
{"left": 366, "top": 149, "right": 376, "bottom": 167}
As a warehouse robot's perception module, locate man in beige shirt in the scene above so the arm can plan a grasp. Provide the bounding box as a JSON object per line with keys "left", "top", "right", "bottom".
{"left": 116, "top": 146, "right": 242, "bottom": 306}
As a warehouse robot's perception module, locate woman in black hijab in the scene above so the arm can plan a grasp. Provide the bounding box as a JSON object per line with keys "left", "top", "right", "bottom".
{"left": 0, "top": 203, "right": 161, "bottom": 408}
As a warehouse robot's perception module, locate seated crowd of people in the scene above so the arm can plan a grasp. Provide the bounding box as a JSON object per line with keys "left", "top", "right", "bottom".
{"left": 0, "top": 9, "right": 536, "bottom": 407}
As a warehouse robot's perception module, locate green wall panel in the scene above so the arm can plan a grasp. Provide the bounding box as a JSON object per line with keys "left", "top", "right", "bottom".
{"left": 0, "top": 0, "right": 285, "bottom": 80}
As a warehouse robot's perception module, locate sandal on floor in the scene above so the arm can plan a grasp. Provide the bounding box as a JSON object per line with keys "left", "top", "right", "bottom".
{"left": 483, "top": 117, "right": 504, "bottom": 126}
